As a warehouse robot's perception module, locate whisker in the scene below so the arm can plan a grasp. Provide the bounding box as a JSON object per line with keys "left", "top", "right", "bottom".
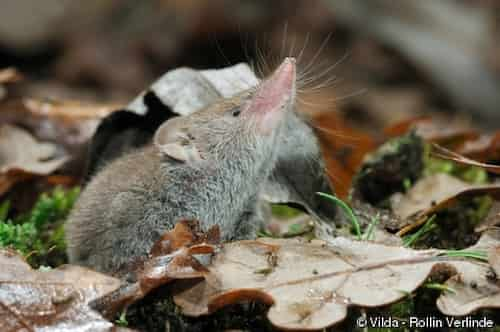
{"left": 280, "top": 21, "right": 289, "bottom": 60}
{"left": 323, "top": 166, "right": 348, "bottom": 190}
{"left": 296, "top": 32, "right": 310, "bottom": 65}
{"left": 288, "top": 33, "right": 297, "bottom": 61}
{"left": 298, "top": 51, "right": 350, "bottom": 90}
{"left": 308, "top": 125, "right": 366, "bottom": 143}
{"left": 302, "top": 76, "right": 343, "bottom": 92}
{"left": 300, "top": 33, "right": 333, "bottom": 82}
{"left": 213, "top": 34, "right": 250, "bottom": 91}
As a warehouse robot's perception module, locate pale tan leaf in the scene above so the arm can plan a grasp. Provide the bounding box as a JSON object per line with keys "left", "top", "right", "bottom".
{"left": 173, "top": 233, "right": 500, "bottom": 330}
{"left": 391, "top": 173, "right": 500, "bottom": 235}
{"left": 0, "top": 124, "right": 68, "bottom": 174}
{"left": 23, "top": 98, "right": 119, "bottom": 121}
{"left": 0, "top": 249, "right": 122, "bottom": 332}
{"left": 0, "top": 124, "right": 69, "bottom": 195}
{"left": 489, "top": 246, "right": 500, "bottom": 277}
{"left": 475, "top": 201, "right": 500, "bottom": 232}
{"left": 391, "top": 173, "right": 470, "bottom": 220}
{"left": 436, "top": 261, "right": 500, "bottom": 316}
{"left": 174, "top": 238, "right": 439, "bottom": 330}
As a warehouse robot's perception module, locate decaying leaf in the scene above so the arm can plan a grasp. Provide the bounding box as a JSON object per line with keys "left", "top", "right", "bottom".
{"left": 0, "top": 124, "right": 69, "bottom": 195}
{"left": 314, "top": 111, "right": 377, "bottom": 200}
{"left": 128, "top": 63, "right": 258, "bottom": 116}
{"left": 23, "top": 98, "right": 118, "bottom": 122}
{"left": 0, "top": 97, "right": 122, "bottom": 153}
{"left": 437, "top": 230, "right": 500, "bottom": 316}
{"left": 92, "top": 220, "right": 219, "bottom": 319}
{"left": 0, "top": 124, "right": 68, "bottom": 174}
{"left": 457, "top": 132, "right": 500, "bottom": 162}
{"left": 0, "top": 249, "right": 122, "bottom": 331}
{"left": 392, "top": 173, "right": 475, "bottom": 220}
{"left": 488, "top": 245, "right": 500, "bottom": 276}
{"left": 173, "top": 233, "right": 500, "bottom": 330}
{"left": 391, "top": 173, "right": 500, "bottom": 235}
{"left": 475, "top": 201, "right": 500, "bottom": 232}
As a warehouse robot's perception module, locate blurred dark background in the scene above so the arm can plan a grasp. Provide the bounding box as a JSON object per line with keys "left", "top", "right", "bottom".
{"left": 1, "top": 0, "right": 500, "bottom": 129}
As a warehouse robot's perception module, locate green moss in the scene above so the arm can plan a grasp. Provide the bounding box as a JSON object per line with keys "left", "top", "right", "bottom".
{"left": 270, "top": 204, "right": 303, "bottom": 219}
{"left": 423, "top": 143, "right": 488, "bottom": 185}
{"left": 0, "top": 187, "right": 79, "bottom": 267}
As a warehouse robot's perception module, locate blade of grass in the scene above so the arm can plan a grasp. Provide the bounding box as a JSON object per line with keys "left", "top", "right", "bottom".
{"left": 317, "top": 192, "right": 361, "bottom": 240}
{"left": 363, "top": 214, "right": 380, "bottom": 241}
{"left": 424, "top": 282, "right": 456, "bottom": 294}
{"left": 441, "top": 249, "right": 488, "bottom": 261}
{"left": 403, "top": 215, "right": 437, "bottom": 247}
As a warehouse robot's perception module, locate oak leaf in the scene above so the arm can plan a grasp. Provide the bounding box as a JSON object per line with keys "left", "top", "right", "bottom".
{"left": 0, "top": 249, "right": 122, "bottom": 332}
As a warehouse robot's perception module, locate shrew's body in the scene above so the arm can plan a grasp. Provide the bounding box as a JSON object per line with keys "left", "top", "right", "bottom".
{"left": 66, "top": 58, "right": 297, "bottom": 274}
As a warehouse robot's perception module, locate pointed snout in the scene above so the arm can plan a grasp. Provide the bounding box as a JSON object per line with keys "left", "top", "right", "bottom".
{"left": 270, "top": 57, "right": 296, "bottom": 95}
{"left": 245, "top": 57, "right": 296, "bottom": 134}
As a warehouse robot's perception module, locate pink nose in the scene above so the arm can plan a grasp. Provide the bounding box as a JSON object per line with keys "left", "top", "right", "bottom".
{"left": 245, "top": 57, "right": 296, "bottom": 134}
{"left": 268, "top": 57, "right": 296, "bottom": 94}
{"left": 255, "top": 57, "right": 296, "bottom": 109}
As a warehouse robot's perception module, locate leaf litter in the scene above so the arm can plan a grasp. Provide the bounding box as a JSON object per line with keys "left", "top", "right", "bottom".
{"left": 172, "top": 230, "right": 500, "bottom": 330}
{"left": 0, "top": 249, "right": 123, "bottom": 332}
{"left": 1, "top": 64, "right": 500, "bottom": 331}
{"left": 0, "top": 124, "right": 69, "bottom": 195}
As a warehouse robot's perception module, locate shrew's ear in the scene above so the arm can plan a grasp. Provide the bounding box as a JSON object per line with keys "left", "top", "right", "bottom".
{"left": 154, "top": 118, "right": 201, "bottom": 163}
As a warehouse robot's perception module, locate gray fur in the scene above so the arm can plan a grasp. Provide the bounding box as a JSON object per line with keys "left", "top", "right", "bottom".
{"left": 263, "top": 111, "right": 336, "bottom": 223}
{"left": 134, "top": 63, "right": 336, "bottom": 224}
{"left": 66, "top": 88, "right": 290, "bottom": 274}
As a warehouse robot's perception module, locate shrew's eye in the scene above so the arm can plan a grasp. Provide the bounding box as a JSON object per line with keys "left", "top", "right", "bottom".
{"left": 231, "top": 107, "right": 241, "bottom": 117}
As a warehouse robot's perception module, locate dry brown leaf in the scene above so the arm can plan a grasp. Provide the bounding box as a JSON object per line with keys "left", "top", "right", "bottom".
{"left": 436, "top": 261, "right": 499, "bottom": 316}
{"left": 0, "top": 124, "right": 68, "bottom": 174}
{"left": 173, "top": 236, "right": 500, "bottom": 330}
{"left": 437, "top": 230, "right": 500, "bottom": 316}
{"left": 488, "top": 245, "right": 500, "bottom": 276}
{"left": 23, "top": 98, "right": 119, "bottom": 121}
{"left": 0, "top": 97, "right": 122, "bottom": 153}
{"left": 391, "top": 173, "right": 471, "bottom": 220}
{"left": 93, "top": 220, "right": 219, "bottom": 319}
{"left": 457, "top": 132, "right": 500, "bottom": 162}
{"left": 475, "top": 201, "right": 500, "bottom": 232}
{"left": 313, "top": 111, "right": 377, "bottom": 200}
{"left": 391, "top": 173, "right": 500, "bottom": 235}
{"left": 0, "top": 124, "right": 68, "bottom": 195}
{"left": 0, "top": 249, "right": 122, "bottom": 331}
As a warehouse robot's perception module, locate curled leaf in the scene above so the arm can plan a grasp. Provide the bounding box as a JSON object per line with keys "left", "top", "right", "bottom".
{"left": 0, "top": 124, "right": 69, "bottom": 195}
{"left": 172, "top": 227, "right": 500, "bottom": 331}
{"left": 437, "top": 230, "right": 500, "bottom": 316}
{"left": 93, "top": 220, "right": 219, "bottom": 319}
{"left": 392, "top": 173, "right": 500, "bottom": 235}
